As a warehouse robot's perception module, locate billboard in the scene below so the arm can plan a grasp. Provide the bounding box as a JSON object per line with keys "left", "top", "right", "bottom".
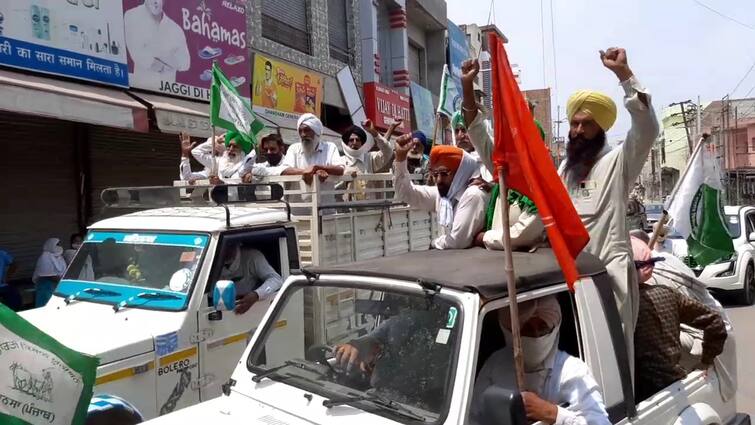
{"left": 252, "top": 54, "right": 323, "bottom": 121}
{"left": 122, "top": 0, "right": 250, "bottom": 101}
{"left": 0, "top": 0, "right": 128, "bottom": 87}
{"left": 363, "top": 82, "right": 411, "bottom": 134}
{"left": 446, "top": 19, "right": 469, "bottom": 89}
{"left": 410, "top": 81, "right": 435, "bottom": 138}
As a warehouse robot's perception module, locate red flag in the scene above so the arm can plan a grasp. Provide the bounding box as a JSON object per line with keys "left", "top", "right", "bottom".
{"left": 488, "top": 33, "right": 589, "bottom": 289}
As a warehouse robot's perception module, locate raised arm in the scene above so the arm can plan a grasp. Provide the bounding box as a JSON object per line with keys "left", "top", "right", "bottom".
{"left": 392, "top": 135, "right": 438, "bottom": 212}
{"left": 600, "top": 48, "right": 660, "bottom": 187}
{"left": 460, "top": 59, "right": 494, "bottom": 175}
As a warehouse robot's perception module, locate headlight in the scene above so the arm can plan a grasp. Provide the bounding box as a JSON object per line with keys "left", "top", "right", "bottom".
{"left": 715, "top": 253, "right": 738, "bottom": 277}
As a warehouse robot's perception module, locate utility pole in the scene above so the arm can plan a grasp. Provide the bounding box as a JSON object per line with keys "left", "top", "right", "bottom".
{"left": 735, "top": 106, "right": 740, "bottom": 205}
{"left": 696, "top": 95, "right": 702, "bottom": 136}
{"left": 669, "top": 100, "right": 694, "bottom": 155}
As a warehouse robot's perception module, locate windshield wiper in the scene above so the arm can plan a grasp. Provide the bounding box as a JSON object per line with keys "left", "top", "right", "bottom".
{"left": 64, "top": 287, "right": 122, "bottom": 305}
{"left": 323, "top": 391, "right": 427, "bottom": 422}
{"left": 252, "top": 359, "right": 328, "bottom": 383}
{"left": 113, "top": 292, "right": 182, "bottom": 312}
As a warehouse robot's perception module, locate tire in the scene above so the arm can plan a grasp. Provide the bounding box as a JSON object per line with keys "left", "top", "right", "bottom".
{"left": 739, "top": 262, "right": 755, "bottom": 306}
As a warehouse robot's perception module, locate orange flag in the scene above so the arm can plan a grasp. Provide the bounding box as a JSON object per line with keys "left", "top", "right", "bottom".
{"left": 488, "top": 33, "right": 589, "bottom": 289}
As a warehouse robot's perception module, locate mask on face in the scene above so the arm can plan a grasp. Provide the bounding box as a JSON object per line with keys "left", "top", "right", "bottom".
{"left": 72, "top": 243, "right": 82, "bottom": 250}
{"left": 266, "top": 153, "right": 283, "bottom": 166}
{"left": 52, "top": 246, "right": 64, "bottom": 256}
{"left": 501, "top": 327, "right": 560, "bottom": 371}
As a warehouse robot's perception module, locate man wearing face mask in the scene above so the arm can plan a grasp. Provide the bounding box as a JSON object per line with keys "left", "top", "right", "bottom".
{"left": 179, "top": 131, "right": 257, "bottom": 184}
{"left": 218, "top": 244, "right": 283, "bottom": 315}
{"left": 64, "top": 233, "right": 84, "bottom": 265}
{"left": 33, "top": 238, "right": 68, "bottom": 307}
{"left": 392, "top": 136, "right": 489, "bottom": 249}
{"left": 469, "top": 296, "right": 610, "bottom": 425}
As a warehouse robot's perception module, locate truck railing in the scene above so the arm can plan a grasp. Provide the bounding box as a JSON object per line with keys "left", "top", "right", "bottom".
{"left": 173, "top": 173, "right": 437, "bottom": 267}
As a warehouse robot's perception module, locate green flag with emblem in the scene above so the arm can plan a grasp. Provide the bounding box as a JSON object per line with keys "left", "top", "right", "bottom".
{"left": 210, "top": 62, "right": 265, "bottom": 153}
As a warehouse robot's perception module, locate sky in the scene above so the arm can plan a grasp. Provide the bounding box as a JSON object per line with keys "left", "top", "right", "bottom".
{"left": 447, "top": 0, "right": 755, "bottom": 142}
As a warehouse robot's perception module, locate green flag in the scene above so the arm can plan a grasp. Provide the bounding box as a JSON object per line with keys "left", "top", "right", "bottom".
{"left": 210, "top": 62, "right": 265, "bottom": 153}
{"left": 667, "top": 143, "right": 735, "bottom": 266}
{"left": 437, "top": 64, "right": 461, "bottom": 118}
{"left": 0, "top": 304, "right": 98, "bottom": 424}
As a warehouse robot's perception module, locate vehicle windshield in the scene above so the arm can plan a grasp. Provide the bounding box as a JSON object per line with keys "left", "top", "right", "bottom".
{"left": 645, "top": 204, "right": 663, "bottom": 214}
{"left": 247, "top": 283, "right": 461, "bottom": 423}
{"left": 58, "top": 231, "right": 209, "bottom": 311}
{"left": 726, "top": 215, "right": 741, "bottom": 239}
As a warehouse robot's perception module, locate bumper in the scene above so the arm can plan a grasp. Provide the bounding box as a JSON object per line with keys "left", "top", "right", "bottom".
{"left": 698, "top": 261, "right": 741, "bottom": 291}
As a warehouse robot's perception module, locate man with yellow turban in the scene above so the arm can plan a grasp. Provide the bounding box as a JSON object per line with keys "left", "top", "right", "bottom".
{"left": 559, "top": 48, "right": 659, "bottom": 371}
{"left": 392, "top": 137, "right": 489, "bottom": 249}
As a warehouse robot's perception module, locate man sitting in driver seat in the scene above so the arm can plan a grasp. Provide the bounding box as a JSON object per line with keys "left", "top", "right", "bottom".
{"left": 469, "top": 296, "right": 610, "bottom": 425}
{"left": 333, "top": 300, "right": 453, "bottom": 412}
{"left": 218, "top": 244, "right": 283, "bottom": 314}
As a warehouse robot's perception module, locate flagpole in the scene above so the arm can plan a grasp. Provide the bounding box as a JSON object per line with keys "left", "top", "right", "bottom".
{"left": 649, "top": 133, "right": 709, "bottom": 250}
{"left": 497, "top": 167, "right": 526, "bottom": 390}
{"left": 211, "top": 125, "right": 218, "bottom": 178}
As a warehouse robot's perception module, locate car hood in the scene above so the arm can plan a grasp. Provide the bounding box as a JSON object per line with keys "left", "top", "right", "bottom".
{"left": 20, "top": 296, "right": 183, "bottom": 364}
{"left": 143, "top": 394, "right": 314, "bottom": 424}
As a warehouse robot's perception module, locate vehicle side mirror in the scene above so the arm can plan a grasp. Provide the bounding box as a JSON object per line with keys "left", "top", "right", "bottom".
{"left": 212, "top": 280, "right": 236, "bottom": 312}
{"left": 749, "top": 232, "right": 755, "bottom": 242}
{"left": 479, "top": 386, "right": 527, "bottom": 425}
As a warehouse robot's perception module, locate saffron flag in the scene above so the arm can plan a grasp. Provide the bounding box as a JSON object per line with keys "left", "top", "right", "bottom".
{"left": 667, "top": 142, "right": 734, "bottom": 266}
{"left": 210, "top": 62, "right": 265, "bottom": 153}
{"left": 488, "top": 33, "right": 590, "bottom": 288}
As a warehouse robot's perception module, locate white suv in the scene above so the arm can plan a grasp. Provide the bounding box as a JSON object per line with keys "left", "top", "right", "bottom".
{"left": 684, "top": 206, "right": 755, "bottom": 305}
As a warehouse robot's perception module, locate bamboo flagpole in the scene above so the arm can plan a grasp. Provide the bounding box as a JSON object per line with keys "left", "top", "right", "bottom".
{"left": 211, "top": 125, "right": 218, "bottom": 178}
{"left": 648, "top": 134, "right": 709, "bottom": 250}
{"left": 497, "top": 167, "right": 526, "bottom": 390}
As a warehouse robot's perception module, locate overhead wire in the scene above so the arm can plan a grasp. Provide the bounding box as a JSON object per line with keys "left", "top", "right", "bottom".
{"left": 692, "top": 0, "right": 755, "bottom": 32}
{"left": 730, "top": 60, "right": 755, "bottom": 96}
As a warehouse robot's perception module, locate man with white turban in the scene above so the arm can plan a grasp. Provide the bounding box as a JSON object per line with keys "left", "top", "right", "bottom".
{"left": 392, "top": 136, "right": 489, "bottom": 249}
{"left": 557, "top": 48, "right": 660, "bottom": 368}
{"left": 469, "top": 296, "right": 610, "bottom": 425}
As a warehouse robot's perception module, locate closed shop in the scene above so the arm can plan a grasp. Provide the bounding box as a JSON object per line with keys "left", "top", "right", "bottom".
{"left": 0, "top": 112, "right": 80, "bottom": 278}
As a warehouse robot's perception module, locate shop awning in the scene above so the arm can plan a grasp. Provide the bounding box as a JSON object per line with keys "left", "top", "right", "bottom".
{"left": 131, "top": 92, "right": 279, "bottom": 139}
{"left": 0, "top": 69, "right": 148, "bottom": 132}
{"left": 260, "top": 113, "right": 342, "bottom": 146}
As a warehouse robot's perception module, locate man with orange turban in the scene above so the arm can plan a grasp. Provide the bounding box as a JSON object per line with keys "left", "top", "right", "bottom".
{"left": 392, "top": 137, "right": 489, "bottom": 249}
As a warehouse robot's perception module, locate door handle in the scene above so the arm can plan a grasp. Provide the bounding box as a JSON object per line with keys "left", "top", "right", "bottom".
{"left": 208, "top": 310, "right": 223, "bottom": 321}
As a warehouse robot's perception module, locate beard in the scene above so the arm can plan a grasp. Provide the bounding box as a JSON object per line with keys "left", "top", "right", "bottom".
{"left": 301, "top": 136, "right": 319, "bottom": 155}
{"left": 563, "top": 130, "right": 607, "bottom": 187}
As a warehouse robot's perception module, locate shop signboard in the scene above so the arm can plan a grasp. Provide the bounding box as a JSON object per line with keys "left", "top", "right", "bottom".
{"left": 363, "top": 82, "right": 411, "bottom": 133}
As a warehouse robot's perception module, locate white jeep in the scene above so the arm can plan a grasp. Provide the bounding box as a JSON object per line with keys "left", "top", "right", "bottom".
{"left": 19, "top": 178, "right": 437, "bottom": 423}
{"left": 144, "top": 248, "right": 749, "bottom": 425}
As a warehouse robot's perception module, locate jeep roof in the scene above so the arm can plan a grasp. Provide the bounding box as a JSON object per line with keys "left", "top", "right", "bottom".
{"left": 90, "top": 206, "right": 289, "bottom": 233}
{"left": 305, "top": 247, "right": 606, "bottom": 300}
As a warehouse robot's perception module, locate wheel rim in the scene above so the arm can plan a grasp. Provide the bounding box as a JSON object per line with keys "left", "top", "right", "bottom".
{"left": 749, "top": 265, "right": 755, "bottom": 295}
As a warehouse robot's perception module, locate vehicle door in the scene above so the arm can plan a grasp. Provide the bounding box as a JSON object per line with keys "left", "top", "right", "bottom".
{"left": 197, "top": 227, "right": 292, "bottom": 401}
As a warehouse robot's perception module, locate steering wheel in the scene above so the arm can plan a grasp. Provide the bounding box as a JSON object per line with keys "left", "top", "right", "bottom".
{"left": 306, "top": 344, "right": 335, "bottom": 364}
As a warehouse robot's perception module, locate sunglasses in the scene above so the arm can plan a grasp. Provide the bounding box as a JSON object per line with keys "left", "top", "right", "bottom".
{"left": 634, "top": 257, "right": 665, "bottom": 269}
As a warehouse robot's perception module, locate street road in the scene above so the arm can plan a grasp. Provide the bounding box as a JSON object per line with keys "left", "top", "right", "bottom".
{"left": 725, "top": 303, "right": 755, "bottom": 418}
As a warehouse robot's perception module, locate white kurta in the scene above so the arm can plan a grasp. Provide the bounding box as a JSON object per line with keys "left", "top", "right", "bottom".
{"left": 558, "top": 76, "right": 659, "bottom": 364}
{"left": 180, "top": 138, "right": 256, "bottom": 181}
{"left": 469, "top": 349, "right": 610, "bottom": 425}
{"left": 124, "top": 5, "right": 190, "bottom": 86}
{"left": 393, "top": 160, "right": 489, "bottom": 249}
{"left": 465, "top": 112, "right": 546, "bottom": 251}
{"left": 279, "top": 140, "right": 345, "bottom": 206}
{"left": 219, "top": 249, "right": 283, "bottom": 300}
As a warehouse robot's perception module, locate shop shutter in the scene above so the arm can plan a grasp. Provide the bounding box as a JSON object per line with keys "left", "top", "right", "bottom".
{"left": 88, "top": 126, "right": 179, "bottom": 222}
{"left": 261, "top": 0, "right": 311, "bottom": 54}
{"left": 328, "top": 0, "right": 350, "bottom": 63}
{"left": 0, "top": 112, "right": 79, "bottom": 279}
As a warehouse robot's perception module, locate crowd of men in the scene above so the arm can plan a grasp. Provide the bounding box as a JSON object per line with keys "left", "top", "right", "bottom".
{"left": 175, "top": 47, "right": 733, "bottom": 424}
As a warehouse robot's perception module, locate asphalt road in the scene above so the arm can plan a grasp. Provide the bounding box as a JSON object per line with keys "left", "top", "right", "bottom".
{"left": 724, "top": 302, "right": 755, "bottom": 418}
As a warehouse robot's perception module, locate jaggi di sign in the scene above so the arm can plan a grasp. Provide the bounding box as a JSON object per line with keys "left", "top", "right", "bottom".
{"left": 123, "top": 0, "right": 250, "bottom": 101}
{"left": 0, "top": 0, "right": 129, "bottom": 87}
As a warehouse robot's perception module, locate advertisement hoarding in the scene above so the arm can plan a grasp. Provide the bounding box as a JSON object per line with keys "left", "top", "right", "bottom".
{"left": 122, "top": 0, "right": 250, "bottom": 101}
{"left": 410, "top": 81, "right": 435, "bottom": 138}
{"left": 0, "top": 0, "right": 128, "bottom": 87}
{"left": 363, "top": 82, "right": 411, "bottom": 133}
{"left": 252, "top": 53, "right": 323, "bottom": 121}
{"left": 447, "top": 19, "right": 469, "bottom": 88}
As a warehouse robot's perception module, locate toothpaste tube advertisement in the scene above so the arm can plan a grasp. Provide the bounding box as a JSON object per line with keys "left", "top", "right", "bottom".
{"left": 123, "top": 0, "right": 249, "bottom": 101}
{"left": 0, "top": 0, "right": 129, "bottom": 87}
